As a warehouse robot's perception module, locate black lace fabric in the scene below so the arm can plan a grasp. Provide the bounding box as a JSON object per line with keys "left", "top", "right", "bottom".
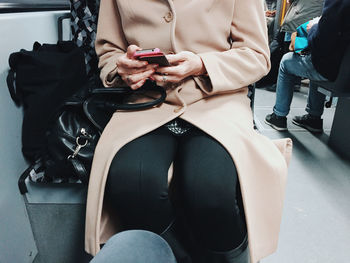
{"left": 164, "top": 118, "right": 193, "bottom": 136}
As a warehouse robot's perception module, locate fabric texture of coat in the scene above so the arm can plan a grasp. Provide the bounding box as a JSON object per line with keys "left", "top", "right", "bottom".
{"left": 85, "top": 1, "right": 293, "bottom": 263}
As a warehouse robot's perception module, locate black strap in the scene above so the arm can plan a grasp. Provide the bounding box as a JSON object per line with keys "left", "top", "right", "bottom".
{"left": 83, "top": 84, "right": 166, "bottom": 131}
{"left": 18, "top": 166, "right": 32, "bottom": 195}
{"left": 69, "top": 158, "right": 88, "bottom": 184}
{"left": 91, "top": 85, "right": 166, "bottom": 111}
{"left": 18, "top": 157, "right": 88, "bottom": 193}
{"left": 18, "top": 159, "right": 45, "bottom": 195}
{"left": 6, "top": 69, "right": 21, "bottom": 106}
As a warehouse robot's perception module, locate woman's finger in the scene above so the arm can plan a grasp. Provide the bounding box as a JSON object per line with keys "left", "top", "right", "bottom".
{"left": 118, "top": 55, "right": 148, "bottom": 69}
{"left": 156, "top": 64, "right": 185, "bottom": 76}
{"left": 118, "top": 64, "right": 158, "bottom": 76}
{"left": 126, "top": 45, "right": 141, "bottom": 59}
{"left": 152, "top": 73, "right": 182, "bottom": 84}
{"left": 122, "top": 68, "right": 156, "bottom": 88}
{"left": 166, "top": 53, "right": 187, "bottom": 65}
{"left": 130, "top": 79, "right": 147, "bottom": 90}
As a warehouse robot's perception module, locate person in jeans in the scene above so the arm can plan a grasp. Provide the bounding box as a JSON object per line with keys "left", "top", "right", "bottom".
{"left": 265, "top": 0, "right": 350, "bottom": 133}
{"left": 264, "top": 0, "right": 278, "bottom": 42}
{"left": 257, "top": 0, "right": 324, "bottom": 90}
{"left": 91, "top": 230, "right": 177, "bottom": 263}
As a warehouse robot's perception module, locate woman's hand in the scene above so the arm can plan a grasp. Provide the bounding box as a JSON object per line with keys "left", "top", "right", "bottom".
{"left": 116, "top": 45, "right": 158, "bottom": 90}
{"left": 153, "top": 51, "right": 206, "bottom": 84}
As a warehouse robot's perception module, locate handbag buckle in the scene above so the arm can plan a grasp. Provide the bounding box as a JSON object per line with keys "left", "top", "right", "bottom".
{"left": 68, "top": 128, "right": 91, "bottom": 159}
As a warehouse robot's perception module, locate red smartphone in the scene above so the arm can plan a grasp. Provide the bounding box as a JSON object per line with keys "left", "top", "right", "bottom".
{"left": 134, "top": 48, "right": 170, "bottom": 66}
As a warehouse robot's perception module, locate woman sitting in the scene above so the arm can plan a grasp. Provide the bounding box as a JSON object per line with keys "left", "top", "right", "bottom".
{"left": 85, "top": 1, "right": 292, "bottom": 263}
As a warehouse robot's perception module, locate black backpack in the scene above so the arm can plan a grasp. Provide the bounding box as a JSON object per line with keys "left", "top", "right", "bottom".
{"left": 7, "top": 41, "right": 88, "bottom": 162}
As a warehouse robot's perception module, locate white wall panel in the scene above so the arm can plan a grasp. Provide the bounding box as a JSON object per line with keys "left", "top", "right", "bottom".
{"left": 0, "top": 10, "right": 70, "bottom": 263}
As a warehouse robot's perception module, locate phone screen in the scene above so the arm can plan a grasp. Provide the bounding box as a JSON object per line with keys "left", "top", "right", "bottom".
{"left": 139, "top": 55, "right": 170, "bottom": 66}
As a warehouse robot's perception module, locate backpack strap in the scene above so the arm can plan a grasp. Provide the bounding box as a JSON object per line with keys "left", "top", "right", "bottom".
{"left": 18, "top": 159, "right": 45, "bottom": 195}
{"left": 7, "top": 51, "right": 24, "bottom": 106}
{"left": 6, "top": 68, "right": 22, "bottom": 106}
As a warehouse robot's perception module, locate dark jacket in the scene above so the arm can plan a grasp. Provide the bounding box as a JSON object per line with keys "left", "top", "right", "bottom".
{"left": 308, "top": 0, "right": 350, "bottom": 81}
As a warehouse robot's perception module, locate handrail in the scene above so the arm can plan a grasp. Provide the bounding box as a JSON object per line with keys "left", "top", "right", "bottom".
{"left": 0, "top": 1, "right": 70, "bottom": 13}
{"left": 279, "top": 0, "right": 290, "bottom": 26}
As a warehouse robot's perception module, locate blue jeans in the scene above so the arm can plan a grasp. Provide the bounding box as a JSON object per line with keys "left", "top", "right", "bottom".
{"left": 90, "top": 230, "right": 177, "bottom": 263}
{"left": 273, "top": 52, "right": 328, "bottom": 117}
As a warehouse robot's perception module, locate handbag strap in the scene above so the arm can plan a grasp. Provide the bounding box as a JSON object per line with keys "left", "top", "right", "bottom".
{"left": 69, "top": 158, "right": 89, "bottom": 184}
{"left": 83, "top": 84, "right": 167, "bottom": 131}
{"left": 91, "top": 85, "right": 167, "bottom": 111}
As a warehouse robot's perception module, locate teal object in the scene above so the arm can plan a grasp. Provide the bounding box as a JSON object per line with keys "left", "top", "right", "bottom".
{"left": 294, "top": 21, "right": 310, "bottom": 53}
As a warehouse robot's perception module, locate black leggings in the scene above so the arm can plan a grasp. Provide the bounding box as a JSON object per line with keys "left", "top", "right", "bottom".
{"left": 105, "top": 126, "right": 246, "bottom": 251}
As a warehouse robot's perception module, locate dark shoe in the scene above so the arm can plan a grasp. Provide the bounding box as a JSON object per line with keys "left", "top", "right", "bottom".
{"left": 196, "top": 235, "right": 249, "bottom": 263}
{"left": 161, "top": 220, "right": 192, "bottom": 263}
{"left": 292, "top": 114, "right": 323, "bottom": 133}
{"left": 265, "top": 113, "right": 287, "bottom": 131}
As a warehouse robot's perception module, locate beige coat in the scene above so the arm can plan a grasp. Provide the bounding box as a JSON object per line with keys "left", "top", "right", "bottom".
{"left": 85, "top": 0, "right": 293, "bottom": 262}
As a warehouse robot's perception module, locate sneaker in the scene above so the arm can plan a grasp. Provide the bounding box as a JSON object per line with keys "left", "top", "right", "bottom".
{"left": 292, "top": 114, "right": 323, "bottom": 133}
{"left": 265, "top": 113, "right": 287, "bottom": 131}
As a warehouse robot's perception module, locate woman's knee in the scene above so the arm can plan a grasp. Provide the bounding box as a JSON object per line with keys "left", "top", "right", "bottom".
{"left": 183, "top": 181, "right": 240, "bottom": 220}
{"left": 178, "top": 132, "right": 240, "bottom": 217}
{"left": 107, "top": 155, "right": 170, "bottom": 205}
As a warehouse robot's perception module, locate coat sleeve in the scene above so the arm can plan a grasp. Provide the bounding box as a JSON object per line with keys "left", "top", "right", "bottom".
{"left": 95, "top": 0, "right": 128, "bottom": 87}
{"left": 194, "top": 0, "right": 270, "bottom": 95}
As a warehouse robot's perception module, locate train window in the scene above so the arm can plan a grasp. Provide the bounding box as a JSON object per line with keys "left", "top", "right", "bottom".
{"left": 0, "top": 0, "right": 70, "bottom": 13}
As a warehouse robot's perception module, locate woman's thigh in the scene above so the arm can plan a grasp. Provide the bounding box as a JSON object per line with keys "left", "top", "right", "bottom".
{"left": 175, "top": 129, "right": 246, "bottom": 250}
{"left": 176, "top": 129, "right": 240, "bottom": 209}
{"left": 105, "top": 126, "right": 177, "bottom": 231}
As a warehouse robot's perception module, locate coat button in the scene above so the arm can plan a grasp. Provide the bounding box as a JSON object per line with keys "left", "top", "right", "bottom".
{"left": 164, "top": 11, "right": 173, "bottom": 23}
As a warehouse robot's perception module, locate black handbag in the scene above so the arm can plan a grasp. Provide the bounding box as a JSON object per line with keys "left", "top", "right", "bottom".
{"left": 16, "top": 77, "right": 166, "bottom": 194}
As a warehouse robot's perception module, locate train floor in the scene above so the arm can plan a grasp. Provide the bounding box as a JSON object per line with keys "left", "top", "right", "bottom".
{"left": 254, "top": 86, "right": 350, "bottom": 263}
